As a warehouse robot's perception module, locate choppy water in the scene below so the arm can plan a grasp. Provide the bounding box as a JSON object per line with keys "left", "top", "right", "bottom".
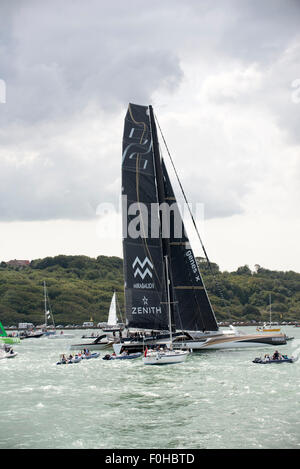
{"left": 1, "top": 326, "right": 300, "bottom": 449}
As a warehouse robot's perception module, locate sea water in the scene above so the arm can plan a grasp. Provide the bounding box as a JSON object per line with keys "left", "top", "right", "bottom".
{"left": 1, "top": 326, "right": 299, "bottom": 449}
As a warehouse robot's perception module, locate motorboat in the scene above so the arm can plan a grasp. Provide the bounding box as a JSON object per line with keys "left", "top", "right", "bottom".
{"left": 0, "top": 345, "right": 18, "bottom": 359}
{"left": 56, "top": 356, "right": 81, "bottom": 365}
{"left": 19, "top": 330, "right": 45, "bottom": 339}
{"left": 48, "top": 331, "right": 75, "bottom": 339}
{"left": 253, "top": 356, "right": 298, "bottom": 364}
{"left": 102, "top": 352, "right": 142, "bottom": 360}
{"left": 81, "top": 352, "right": 100, "bottom": 360}
{"left": 56, "top": 351, "right": 100, "bottom": 364}
{"left": 69, "top": 334, "right": 114, "bottom": 351}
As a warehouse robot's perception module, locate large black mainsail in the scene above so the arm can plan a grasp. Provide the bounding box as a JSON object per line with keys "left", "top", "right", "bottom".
{"left": 122, "top": 103, "right": 219, "bottom": 332}
{"left": 122, "top": 103, "right": 169, "bottom": 330}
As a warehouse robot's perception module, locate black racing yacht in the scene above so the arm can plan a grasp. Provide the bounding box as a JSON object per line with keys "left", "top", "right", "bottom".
{"left": 115, "top": 103, "right": 288, "bottom": 354}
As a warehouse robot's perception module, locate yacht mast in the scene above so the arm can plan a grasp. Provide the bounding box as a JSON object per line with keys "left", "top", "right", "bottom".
{"left": 164, "top": 255, "right": 173, "bottom": 346}
{"left": 44, "top": 281, "right": 47, "bottom": 327}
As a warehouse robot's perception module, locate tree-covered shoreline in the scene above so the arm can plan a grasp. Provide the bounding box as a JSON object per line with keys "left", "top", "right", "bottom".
{"left": 0, "top": 255, "right": 299, "bottom": 326}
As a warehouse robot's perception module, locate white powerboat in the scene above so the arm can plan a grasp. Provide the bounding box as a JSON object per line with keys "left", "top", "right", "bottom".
{"left": 0, "top": 345, "right": 18, "bottom": 359}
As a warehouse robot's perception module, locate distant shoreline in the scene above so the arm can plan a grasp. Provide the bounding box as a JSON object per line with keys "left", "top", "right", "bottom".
{"left": 3, "top": 322, "right": 300, "bottom": 331}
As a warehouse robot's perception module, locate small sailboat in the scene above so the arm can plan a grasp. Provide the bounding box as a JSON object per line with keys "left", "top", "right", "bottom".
{"left": 143, "top": 256, "right": 188, "bottom": 365}
{"left": 42, "top": 281, "right": 56, "bottom": 336}
{"left": 107, "top": 292, "right": 118, "bottom": 328}
{"left": 256, "top": 294, "right": 281, "bottom": 333}
{"left": 101, "top": 292, "right": 125, "bottom": 336}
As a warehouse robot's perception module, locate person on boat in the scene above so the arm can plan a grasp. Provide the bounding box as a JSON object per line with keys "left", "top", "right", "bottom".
{"left": 272, "top": 350, "right": 280, "bottom": 360}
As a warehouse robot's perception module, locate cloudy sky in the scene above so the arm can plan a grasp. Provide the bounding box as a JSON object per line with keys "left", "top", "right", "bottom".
{"left": 0, "top": 0, "right": 299, "bottom": 272}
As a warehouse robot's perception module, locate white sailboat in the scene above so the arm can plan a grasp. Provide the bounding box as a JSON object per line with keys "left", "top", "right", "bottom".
{"left": 107, "top": 292, "right": 117, "bottom": 327}
{"left": 42, "top": 281, "right": 56, "bottom": 336}
{"left": 256, "top": 294, "right": 281, "bottom": 333}
{"left": 102, "top": 292, "right": 125, "bottom": 338}
{"left": 143, "top": 256, "right": 188, "bottom": 365}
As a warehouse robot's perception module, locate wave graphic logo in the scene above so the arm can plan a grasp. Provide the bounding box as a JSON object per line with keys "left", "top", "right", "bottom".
{"left": 132, "top": 256, "right": 153, "bottom": 279}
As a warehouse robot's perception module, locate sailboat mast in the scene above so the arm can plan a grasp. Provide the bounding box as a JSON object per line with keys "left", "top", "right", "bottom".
{"left": 148, "top": 105, "right": 175, "bottom": 330}
{"left": 44, "top": 281, "right": 47, "bottom": 326}
{"left": 164, "top": 255, "right": 173, "bottom": 345}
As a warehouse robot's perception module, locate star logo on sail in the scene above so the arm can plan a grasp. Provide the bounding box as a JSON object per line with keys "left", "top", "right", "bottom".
{"left": 142, "top": 296, "right": 148, "bottom": 305}
{"left": 132, "top": 256, "right": 153, "bottom": 279}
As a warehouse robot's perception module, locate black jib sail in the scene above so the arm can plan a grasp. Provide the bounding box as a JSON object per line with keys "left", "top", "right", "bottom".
{"left": 161, "top": 158, "right": 218, "bottom": 331}
{"left": 122, "top": 103, "right": 169, "bottom": 330}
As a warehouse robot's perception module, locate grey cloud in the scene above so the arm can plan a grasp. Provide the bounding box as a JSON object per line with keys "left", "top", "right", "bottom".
{"left": 0, "top": 0, "right": 299, "bottom": 222}
{"left": 0, "top": 0, "right": 183, "bottom": 125}
{"left": 0, "top": 135, "right": 120, "bottom": 221}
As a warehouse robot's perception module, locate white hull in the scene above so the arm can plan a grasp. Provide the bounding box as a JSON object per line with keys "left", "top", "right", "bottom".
{"left": 0, "top": 352, "right": 18, "bottom": 359}
{"left": 143, "top": 350, "right": 188, "bottom": 365}
{"left": 48, "top": 334, "right": 74, "bottom": 339}
{"left": 174, "top": 332, "right": 287, "bottom": 350}
{"left": 178, "top": 340, "right": 275, "bottom": 350}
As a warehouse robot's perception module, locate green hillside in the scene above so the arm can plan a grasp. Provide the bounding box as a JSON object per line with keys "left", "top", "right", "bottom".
{"left": 0, "top": 255, "right": 299, "bottom": 326}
